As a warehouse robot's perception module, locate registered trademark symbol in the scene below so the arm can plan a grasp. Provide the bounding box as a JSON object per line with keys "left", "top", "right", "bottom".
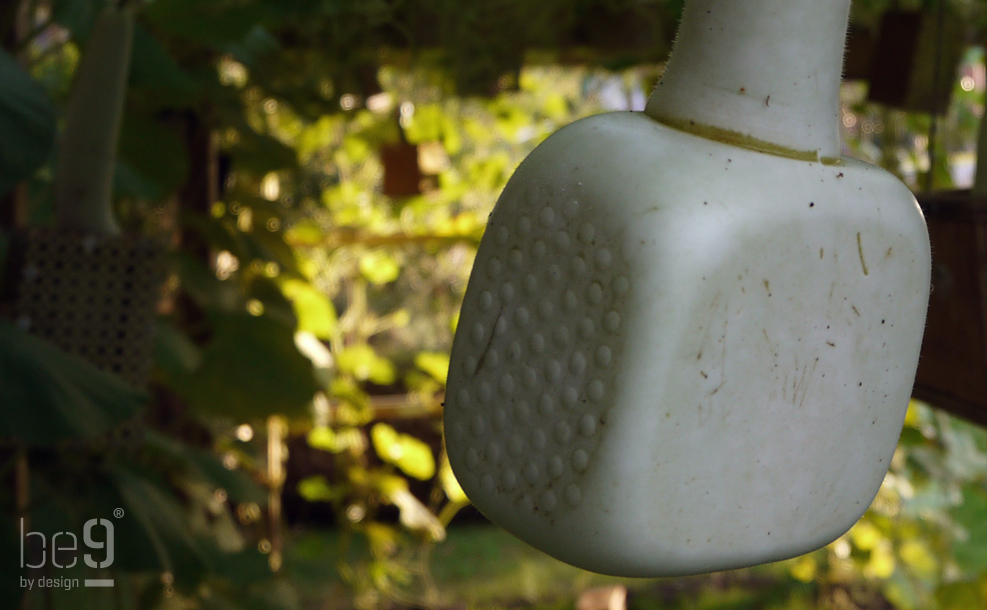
{"left": 113, "top": 508, "right": 124, "bottom": 519}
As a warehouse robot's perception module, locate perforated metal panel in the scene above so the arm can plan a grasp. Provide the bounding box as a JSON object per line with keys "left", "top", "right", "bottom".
{"left": 13, "top": 229, "right": 165, "bottom": 388}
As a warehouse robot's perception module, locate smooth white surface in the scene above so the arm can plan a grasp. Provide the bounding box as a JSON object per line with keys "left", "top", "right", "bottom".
{"left": 646, "top": 0, "right": 850, "bottom": 160}
{"left": 445, "top": 112, "right": 930, "bottom": 576}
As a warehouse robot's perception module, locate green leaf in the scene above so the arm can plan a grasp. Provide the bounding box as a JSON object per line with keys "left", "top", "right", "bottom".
{"left": 143, "top": 0, "right": 270, "bottom": 46}
{"left": 937, "top": 581, "right": 987, "bottom": 610}
{"left": 951, "top": 484, "right": 987, "bottom": 573}
{"left": 297, "top": 475, "right": 346, "bottom": 503}
{"left": 241, "top": 579, "right": 303, "bottom": 610}
{"left": 280, "top": 279, "right": 337, "bottom": 339}
{"left": 117, "top": 113, "right": 190, "bottom": 198}
{"left": 228, "top": 122, "right": 298, "bottom": 175}
{"left": 248, "top": 276, "right": 298, "bottom": 328}
{"left": 371, "top": 423, "right": 436, "bottom": 481}
{"left": 205, "top": 547, "right": 275, "bottom": 589}
{"left": 336, "top": 344, "right": 395, "bottom": 385}
{"left": 154, "top": 320, "right": 203, "bottom": 376}
{"left": 111, "top": 466, "right": 210, "bottom": 587}
{"left": 0, "top": 518, "right": 24, "bottom": 605}
{"left": 223, "top": 25, "right": 281, "bottom": 68}
{"left": 128, "top": 22, "right": 197, "bottom": 95}
{"left": 307, "top": 426, "right": 363, "bottom": 454}
{"left": 174, "top": 252, "right": 245, "bottom": 312}
{"left": 142, "top": 431, "right": 267, "bottom": 506}
{"left": 358, "top": 249, "right": 400, "bottom": 285}
{"left": 176, "top": 313, "right": 318, "bottom": 419}
{"left": 0, "top": 320, "right": 145, "bottom": 444}
{"left": 414, "top": 351, "right": 450, "bottom": 385}
{"left": 0, "top": 49, "right": 57, "bottom": 197}
{"left": 51, "top": 0, "right": 101, "bottom": 39}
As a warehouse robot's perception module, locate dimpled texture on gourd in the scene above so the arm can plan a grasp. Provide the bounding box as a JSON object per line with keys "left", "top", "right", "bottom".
{"left": 446, "top": 183, "right": 631, "bottom": 520}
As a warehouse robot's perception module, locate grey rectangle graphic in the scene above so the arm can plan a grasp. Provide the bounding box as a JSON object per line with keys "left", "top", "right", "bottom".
{"left": 85, "top": 579, "right": 114, "bottom": 587}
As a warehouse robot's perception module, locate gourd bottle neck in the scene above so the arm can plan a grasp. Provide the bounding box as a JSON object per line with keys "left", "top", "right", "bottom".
{"left": 645, "top": 0, "right": 850, "bottom": 162}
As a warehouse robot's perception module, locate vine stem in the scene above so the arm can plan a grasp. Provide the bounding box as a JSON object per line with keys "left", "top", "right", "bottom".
{"left": 973, "top": 79, "right": 987, "bottom": 197}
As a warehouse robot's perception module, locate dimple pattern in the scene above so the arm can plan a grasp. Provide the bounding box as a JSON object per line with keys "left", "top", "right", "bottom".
{"left": 447, "top": 185, "right": 630, "bottom": 519}
{"left": 13, "top": 228, "right": 165, "bottom": 388}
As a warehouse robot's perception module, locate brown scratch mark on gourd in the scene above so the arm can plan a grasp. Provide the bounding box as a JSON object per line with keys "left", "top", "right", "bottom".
{"left": 708, "top": 380, "right": 726, "bottom": 397}
{"left": 475, "top": 306, "right": 503, "bottom": 373}
{"left": 851, "top": 305, "right": 860, "bottom": 317}
{"left": 763, "top": 279, "right": 771, "bottom": 297}
{"left": 885, "top": 247, "right": 893, "bottom": 259}
{"left": 792, "top": 356, "right": 818, "bottom": 408}
{"left": 857, "top": 232, "right": 869, "bottom": 276}
{"left": 820, "top": 247, "right": 824, "bottom": 259}
{"left": 696, "top": 291, "right": 723, "bottom": 360}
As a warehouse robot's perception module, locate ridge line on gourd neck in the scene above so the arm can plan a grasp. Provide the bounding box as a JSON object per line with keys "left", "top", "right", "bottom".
{"left": 645, "top": 0, "right": 851, "bottom": 164}
{"left": 649, "top": 114, "right": 844, "bottom": 165}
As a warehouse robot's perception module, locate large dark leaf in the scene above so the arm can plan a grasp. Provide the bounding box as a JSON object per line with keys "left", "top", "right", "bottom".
{"left": 117, "top": 113, "right": 190, "bottom": 198}
{"left": 173, "top": 251, "right": 245, "bottom": 312}
{"left": 173, "top": 313, "right": 317, "bottom": 419}
{"left": 143, "top": 0, "right": 271, "bottom": 46}
{"left": 129, "top": 21, "right": 198, "bottom": 95}
{"left": 0, "top": 50, "right": 57, "bottom": 197}
{"left": 51, "top": 0, "right": 101, "bottom": 40}
{"left": 110, "top": 466, "right": 211, "bottom": 587}
{"left": 0, "top": 519, "right": 24, "bottom": 606}
{"left": 143, "top": 430, "right": 268, "bottom": 506}
{"left": 0, "top": 321, "right": 146, "bottom": 445}
{"left": 228, "top": 126, "right": 298, "bottom": 175}
{"left": 154, "top": 319, "right": 203, "bottom": 378}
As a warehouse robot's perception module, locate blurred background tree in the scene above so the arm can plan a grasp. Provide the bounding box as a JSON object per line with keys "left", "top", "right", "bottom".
{"left": 3, "top": 0, "right": 987, "bottom": 609}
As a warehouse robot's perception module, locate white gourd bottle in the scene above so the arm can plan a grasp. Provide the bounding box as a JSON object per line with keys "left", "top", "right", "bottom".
{"left": 444, "top": 0, "right": 931, "bottom": 577}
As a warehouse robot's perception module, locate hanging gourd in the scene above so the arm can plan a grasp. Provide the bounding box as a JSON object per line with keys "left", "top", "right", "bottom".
{"left": 913, "top": 72, "right": 987, "bottom": 426}
{"left": 11, "top": 1, "right": 164, "bottom": 388}
{"left": 444, "top": 0, "right": 931, "bottom": 577}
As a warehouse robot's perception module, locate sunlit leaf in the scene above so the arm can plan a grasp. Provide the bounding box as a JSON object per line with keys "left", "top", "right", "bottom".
{"left": 359, "top": 250, "right": 401, "bottom": 285}
{"left": 281, "top": 279, "right": 337, "bottom": 338}
{"left": 899, "top": 539, "right": 937, "bottom": 577}
{"left": 336, "top": 344, "right": 395, "bottom": 385}
{"left": 284, "top": 219, "right": 324, "bottom": 247}
{"left": 297, "top": 475, "right": 345, "bottom": 503}
{"left": 414, "top": 351, "right": 450, "bottom": 385}
{"left": 307, "top": 426, "right": 364, "bottom": 454}
{"left": 371, "top": 423, "right": 436, "bottom": 481}
{"left": 866, "top": 541, "right": 896, "bottom": 579}
{"left": 439, "top": 455, "right": 467, "bottom": 504}
{"left": 850, "top": 520, "right": 882, "bottom": 551}
{"left": 789, "top": 555, "right": 817, "bottom": 583}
